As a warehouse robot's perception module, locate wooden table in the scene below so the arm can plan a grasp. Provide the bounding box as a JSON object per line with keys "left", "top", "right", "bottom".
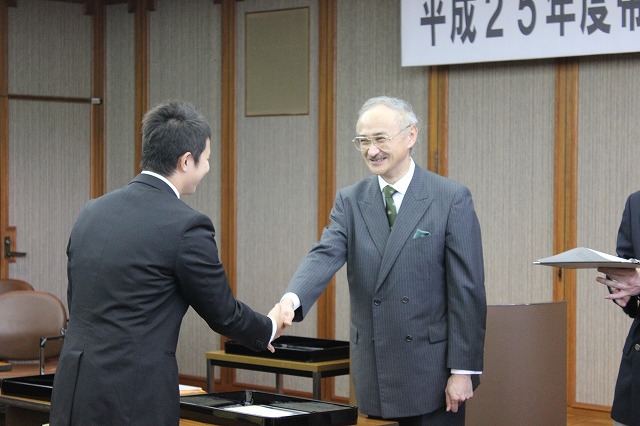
{"left": 206, "top": 350, "right": 350, "bottom": 400}
{"left": 180, "top": 414, "right": 397, "bottom": 426}
{"left": 0, "top": 392, "right": 397, "bottom": 426}
{"left": 0, "top": 387, "right": 203, "bottom": 426}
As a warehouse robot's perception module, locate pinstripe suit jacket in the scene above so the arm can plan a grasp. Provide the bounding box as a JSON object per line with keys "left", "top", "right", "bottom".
{"left": 286, "top": 165, "right": 486, "bottom": 418}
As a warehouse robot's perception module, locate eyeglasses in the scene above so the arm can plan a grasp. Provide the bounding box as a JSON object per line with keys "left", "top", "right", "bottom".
{"left": 352, "top": 124, "right": 411, "bottom": 152}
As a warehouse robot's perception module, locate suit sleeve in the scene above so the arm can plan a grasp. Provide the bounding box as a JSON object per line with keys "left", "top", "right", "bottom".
{"left": 285, "top": 190, "right": 349, "bottom": 321}
{"left": 445, "top": 186, "right": 487, "bottom": 371}
{"left": 175, "top": 213, "right": 272, "bottom": 351}
{"left": 616, "top": 194, "right": 639, "bottom": 318}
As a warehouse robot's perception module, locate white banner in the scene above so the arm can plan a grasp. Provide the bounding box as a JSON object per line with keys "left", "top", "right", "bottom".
{"left": 401, "top": 0, "right": 640, "bottom": 66}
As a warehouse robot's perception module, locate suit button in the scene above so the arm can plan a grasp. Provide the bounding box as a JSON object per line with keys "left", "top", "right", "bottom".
{"left": 635, "top": 344, "right": 640, "bottom": 352}
{"left": 402, "top": 297, "right": 409, "bottom": 304}
{"left": 405, "top": 335, "right": 413, "bottom": 342}
{"left": 373, "top": 299, "right": 381, "bottom": 306}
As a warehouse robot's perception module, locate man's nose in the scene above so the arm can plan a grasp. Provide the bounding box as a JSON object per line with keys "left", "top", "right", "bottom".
{"left": 366, "top": 144, "right": 381, "bottom": 155}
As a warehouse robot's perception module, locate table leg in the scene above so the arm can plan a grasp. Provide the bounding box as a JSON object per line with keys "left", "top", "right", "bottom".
{"left": 5, "top": 406, "right": 50, "bottom": 426}
{"left": 275, "top": 373, "right": 283, "bottom": 394}
{"left": 207, "top": 360, "right": 214, "bottom": 393}
{"left": 312, "top": 372, "right": 321, "bottom": 400}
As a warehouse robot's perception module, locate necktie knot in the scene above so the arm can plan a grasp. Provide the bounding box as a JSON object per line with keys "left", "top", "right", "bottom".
{"left": 383, "top": 185, "right": 397, "bottom": 227}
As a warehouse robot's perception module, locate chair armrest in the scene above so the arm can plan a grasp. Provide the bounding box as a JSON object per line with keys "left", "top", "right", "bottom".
{"left": 39, "top": 329, "right": 66, "bottom": 375}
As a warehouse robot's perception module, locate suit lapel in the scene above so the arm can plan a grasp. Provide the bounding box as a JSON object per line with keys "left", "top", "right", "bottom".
{"left": 376, "top": 167, "right": 434, "bottom": 290}
{"left": 358, "top": 177, "right": 390, "bottom": 258}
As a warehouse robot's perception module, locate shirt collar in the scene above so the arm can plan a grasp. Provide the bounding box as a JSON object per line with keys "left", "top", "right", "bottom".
{"left": 141, "top": 170, "right": 180, "bottom": 199}
{"left": 377, "top": 158, "right": 415, "bottom": 195}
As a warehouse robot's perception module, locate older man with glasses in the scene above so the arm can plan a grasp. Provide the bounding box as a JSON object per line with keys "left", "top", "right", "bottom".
{"left": 278, "top": 96, "right": 487, "bottom": 426}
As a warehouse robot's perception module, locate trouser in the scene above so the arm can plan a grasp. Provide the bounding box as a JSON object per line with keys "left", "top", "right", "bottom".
{"left": 369, "top": 404, "right": 465, "bottom": 426}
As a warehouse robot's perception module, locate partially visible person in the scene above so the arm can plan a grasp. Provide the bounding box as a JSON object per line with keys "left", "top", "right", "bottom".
{"left": 278, "top": 96, "right": 487, "bottom": 426}
{"left": 50, "top": 101, "right": 287, "bottom": 426}
{"left": 596, "top": 190, "right": 640, "bottom": 426}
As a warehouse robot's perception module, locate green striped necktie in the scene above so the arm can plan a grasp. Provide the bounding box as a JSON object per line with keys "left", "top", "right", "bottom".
{"left": 383, "top": 185, "right": 397, "bottom": 228}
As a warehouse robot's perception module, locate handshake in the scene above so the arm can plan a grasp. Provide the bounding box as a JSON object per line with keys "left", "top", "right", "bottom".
{"left": 265, "top": 298, "right": 296, "bottom": 353}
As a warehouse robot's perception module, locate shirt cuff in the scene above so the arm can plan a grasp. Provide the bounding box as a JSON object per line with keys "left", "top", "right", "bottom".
{"left": 451, "top": 369, "right": 482, "bottom": 375}
{"left": 281, "top": 292, "right": 301, "bottom": 310}
{"left": 269, "top": 317, "right": 278, "bottom": 343}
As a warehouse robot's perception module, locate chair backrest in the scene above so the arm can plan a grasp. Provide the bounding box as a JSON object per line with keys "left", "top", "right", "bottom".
{"left": 0, "top": 278, "right": 34, "bottom": 295}
{"left": 0, "top": 290, "right": 67, "bottom": 361}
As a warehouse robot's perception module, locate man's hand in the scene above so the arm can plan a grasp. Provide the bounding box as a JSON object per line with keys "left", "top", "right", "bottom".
{"left": 266, "top": 301, "right": 294, "bottom": 352}
{"left": 596, "top": 267, "right": 640, "bottom": 307}
{"left": 445, "top": 374, "right": 473, "bottom": 413}
{"left": 279, "top": 297, "right": 295, "bottom": 327}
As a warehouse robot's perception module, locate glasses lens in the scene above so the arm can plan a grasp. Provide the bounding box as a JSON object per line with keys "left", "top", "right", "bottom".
{"left": 373, "top": 136, "right": 390, "bottom": 149}
{"left": 353, "top": 137, "right": 368, "bottom": 151}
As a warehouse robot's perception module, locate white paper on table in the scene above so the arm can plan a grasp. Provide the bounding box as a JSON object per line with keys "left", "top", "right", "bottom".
{"left": 222, "top": 404, "right": 306, "bottom": 417}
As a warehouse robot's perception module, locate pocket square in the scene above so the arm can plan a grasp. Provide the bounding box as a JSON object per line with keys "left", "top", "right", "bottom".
{"left": 412, "top": 229, "right": 431, "bottom": 239}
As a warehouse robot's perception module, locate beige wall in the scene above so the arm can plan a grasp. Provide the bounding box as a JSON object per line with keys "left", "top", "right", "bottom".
{"left": 448, "top": 61, "right": 556, "bottom": 305}
{"left": 5, "top": 0, "right": 640, "bottom": 410}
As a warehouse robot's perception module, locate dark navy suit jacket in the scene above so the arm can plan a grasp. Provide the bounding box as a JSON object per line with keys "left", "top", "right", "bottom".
{"left": 50, "top": 174, "right": 272, "bottom": 426}
{"left": 611, "top": 190, "right": 640, "bottom": 426}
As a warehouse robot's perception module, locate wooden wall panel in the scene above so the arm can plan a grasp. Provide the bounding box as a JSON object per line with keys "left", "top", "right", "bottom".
{"left": 105, "top": 3, "right": 135, "bottom": 192}
{"left": 8, "top": 0, "right": 91, "bottom": 97}
{"left": 6, "top": 1, "right": 92, "bottom": 301}
{"left": 448, "top": 61, "right": 556, "bottom": 306}
{"left": 8, "top": 101, "right": 90, "bottom": 301}
{"left": 234, "top": 0, "right": 319, "bottom": 393}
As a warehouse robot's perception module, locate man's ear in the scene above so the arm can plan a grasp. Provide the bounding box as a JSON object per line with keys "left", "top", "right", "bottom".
{"left": 176, "top": 152, "right": 192, "bottom": 172}
{"left": 407, "top": 125, "right": 418, "bottom": 149}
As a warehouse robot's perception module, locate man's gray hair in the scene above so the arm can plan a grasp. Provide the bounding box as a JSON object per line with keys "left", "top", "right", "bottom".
{"left": 356, "top": 96, "right": 419, "bottom": 131}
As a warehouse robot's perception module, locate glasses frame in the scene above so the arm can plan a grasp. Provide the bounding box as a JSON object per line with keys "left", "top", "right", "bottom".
{"left": 352, "top": 124, "right": 412, "bottom": 152}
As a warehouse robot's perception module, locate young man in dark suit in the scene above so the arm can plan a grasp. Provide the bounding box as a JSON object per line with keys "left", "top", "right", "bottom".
{"left": 279, "top": 96, "right": 487, "bottom": 425}
{"left": 597, "top": 191, "right": 640, "bottom": 426}
{"left": 50, "top": 101, "right": 285, "bottom": 426}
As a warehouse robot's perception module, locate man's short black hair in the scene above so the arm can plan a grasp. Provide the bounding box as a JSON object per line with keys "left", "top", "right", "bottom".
{"left": 140, "top": 101, "right": 212, "bottom": 176}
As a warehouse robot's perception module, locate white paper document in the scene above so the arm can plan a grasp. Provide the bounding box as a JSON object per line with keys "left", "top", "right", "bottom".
{"left": 178, "top": 384, "right": 203, "bottom": 396}
{"left": 534, "top": 247, "right": 640, "bottom": 269}
{"left": 222, "top": 404, "right": 305, "bottom": 418}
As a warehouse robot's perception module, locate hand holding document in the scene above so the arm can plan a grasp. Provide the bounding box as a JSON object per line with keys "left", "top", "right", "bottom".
{"left": 596, "top": 267, "right": 640, "bottom": 307}
{"left": 534, "top": 247, "right": 640, "bottom": 269}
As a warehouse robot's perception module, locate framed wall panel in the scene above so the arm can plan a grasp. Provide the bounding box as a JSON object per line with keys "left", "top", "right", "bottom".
{"left": 245, "top": 7, "right": 309, "bottom": 116}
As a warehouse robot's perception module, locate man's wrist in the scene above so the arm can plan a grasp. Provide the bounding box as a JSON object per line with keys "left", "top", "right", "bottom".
{"left": 280, "top": 293, "right": 300, "bottom": 310}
